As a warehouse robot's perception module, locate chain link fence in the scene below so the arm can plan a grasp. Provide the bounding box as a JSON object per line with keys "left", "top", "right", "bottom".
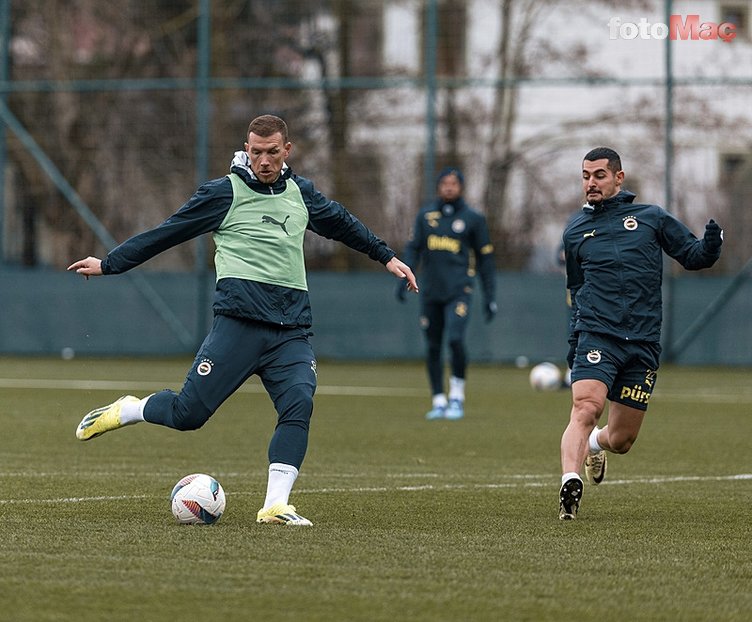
{"left": 1, "top": 0, "right": 751, "bottom": 360}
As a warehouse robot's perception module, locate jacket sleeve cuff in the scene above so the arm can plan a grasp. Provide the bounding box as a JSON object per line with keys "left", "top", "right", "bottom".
{"left": 372, "top": 246, "right": 396, "bottom": 264}
{"left": 100, "top": 257, "right": 113, "bottom": 275}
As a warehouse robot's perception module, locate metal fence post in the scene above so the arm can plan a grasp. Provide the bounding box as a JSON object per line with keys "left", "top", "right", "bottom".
{"left": 0, "top": 0, "right": 10, "bottom": 263}
{"left": 422, "top": 0, "right": 438, "bottom": 204}
{"left": 663, "top": 0, "right": 677, "bottom": 361}
{"left": 194, "top": 0, "right": 212, "bottom": 350}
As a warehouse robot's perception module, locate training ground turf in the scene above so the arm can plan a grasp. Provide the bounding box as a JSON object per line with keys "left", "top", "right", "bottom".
{"left": 1, "top": 357, "right": 750, "bottom": 621}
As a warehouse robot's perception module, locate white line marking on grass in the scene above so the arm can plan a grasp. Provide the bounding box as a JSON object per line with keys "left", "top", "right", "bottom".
{"left": 0, "top": 494, "right": 150, "bottom": 505}
{"left": 0, "top": 379, "right": 176, "bottom": 391}
{"left": 603, "top": 473, "right": 752, "bottom": 485}
{"left": 0, "top": 377, "right": 424, "bottom": 397}
{"left": 296, "top": 473, "right": 752, "bottom": 494}
{"left": 316, "top": 386, "right": 424, "bottom": 397}
{"left": 3, "top": 474, "right": 749, "bottom": 505}
{"left": 3, "top": 379, "right": 752, "bottom": 402}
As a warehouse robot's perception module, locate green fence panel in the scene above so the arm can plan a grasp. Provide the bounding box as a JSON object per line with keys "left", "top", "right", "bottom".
{"left": 1, "top": 267, "right": 749, "bottom": 366}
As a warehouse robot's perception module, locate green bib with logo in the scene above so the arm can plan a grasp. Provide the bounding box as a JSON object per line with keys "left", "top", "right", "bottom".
{"left": 214, "top": 173, "right": 309, "bottom": 290}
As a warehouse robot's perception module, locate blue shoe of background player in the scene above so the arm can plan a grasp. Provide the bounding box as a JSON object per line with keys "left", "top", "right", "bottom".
{"left": 444, "top": 399, "right": 464, "bottom": 420}
{"left": 425, "top": 405, "right": 446, "bottom": 420}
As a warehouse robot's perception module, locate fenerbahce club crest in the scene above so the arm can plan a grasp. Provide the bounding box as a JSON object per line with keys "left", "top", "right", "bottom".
{"left": 623, "top": 216, "right": 638, "bottom": 230}
{"left": 197, "top": 358, "right": 213, "bottom": 376}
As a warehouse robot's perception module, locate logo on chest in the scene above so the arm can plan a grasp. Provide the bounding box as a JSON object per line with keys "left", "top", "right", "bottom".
{"left": 261, "top": 214, "right": 291, "bottom": 235}
{"left": 623, "top": 216, "right": 638, "bottom": 231}
{"left": 427, "top": 234, "right": 461, "bottom": 253}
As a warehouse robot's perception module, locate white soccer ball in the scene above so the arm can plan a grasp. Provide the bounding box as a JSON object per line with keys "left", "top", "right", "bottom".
{"left": 529, "top": 362, "right": 563, "bottom": 391}
{"left": 170, "top": 473, "right": 226, "bottom": 525}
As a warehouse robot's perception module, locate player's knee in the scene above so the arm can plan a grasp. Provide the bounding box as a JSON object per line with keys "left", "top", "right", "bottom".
{"left": 448, "top": 338, "right": 464, "bottom": 354}
{"left": 277, "top": 383, "right": 314, "bottom": 426}
{"left": 608, "top": 432, "right": 636, "bottom": 454}
{"left": 291, "top": 384, "right": 314, "bottom": 417}
{"left": 571, "top": 397, "right": 603, "bottom": 426}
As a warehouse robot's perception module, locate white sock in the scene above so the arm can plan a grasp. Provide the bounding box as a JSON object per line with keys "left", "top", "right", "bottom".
{"left": 562, "top": 472, "right": 582, "bottom": 486}
{"left": 119, "top": 395, "right": 150, "bottom": 426}
{"left": 588, "top": 427, "right": 604, "bottom": 453}
{"left": 448, "top": 376, "right": 465, "bottom": 402}
{"left": 432, "top": 393, "right": 448, "bottom": 409}
{"left": 263, "top": 463, "right": 299, "bottom": 508}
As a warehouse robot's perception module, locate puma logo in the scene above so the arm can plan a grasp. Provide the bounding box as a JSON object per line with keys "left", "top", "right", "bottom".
{"left": 583, "top": 229, "right": 596, "bottom": 238}
{"left": 261, "top": 214, "right": 290, "bottom": 235}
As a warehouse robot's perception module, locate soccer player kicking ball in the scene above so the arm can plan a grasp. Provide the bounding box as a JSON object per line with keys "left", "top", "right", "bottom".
{"left": 68, "top": 114, "right": 418, "bottom": 527}
{"left": 558, "top": 147, "right": 722, "bottom": 520}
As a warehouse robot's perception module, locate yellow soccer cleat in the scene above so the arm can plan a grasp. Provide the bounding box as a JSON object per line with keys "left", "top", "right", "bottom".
{"left": 585, "top": 450, "right": 608, "bottom": 485}
{"left": 75, "top": 395, "right": 139, "bottom": 441}
{"left": 256, "top": 503, "right": 313, "bottom": 526}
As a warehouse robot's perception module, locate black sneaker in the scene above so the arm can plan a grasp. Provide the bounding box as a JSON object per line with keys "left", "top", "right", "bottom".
{"left": 559, "top": 477, "right": 583, "bottom": 520}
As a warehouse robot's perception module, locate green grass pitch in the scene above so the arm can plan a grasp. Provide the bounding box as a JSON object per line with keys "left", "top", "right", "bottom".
{"left": 1, "top": 356, "right": 750, "bottom": 621}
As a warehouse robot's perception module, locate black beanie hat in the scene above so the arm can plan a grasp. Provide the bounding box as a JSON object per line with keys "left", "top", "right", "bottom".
{"left": 436, "top": 167, "right": 464, "bottom": 187}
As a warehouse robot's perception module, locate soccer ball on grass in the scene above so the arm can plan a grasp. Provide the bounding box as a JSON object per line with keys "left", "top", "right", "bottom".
{"left": 529, "top": 362, "right": 563, "bottom": 391}
{"left": 170, "top": 473, "right": 226, "bottom": 525}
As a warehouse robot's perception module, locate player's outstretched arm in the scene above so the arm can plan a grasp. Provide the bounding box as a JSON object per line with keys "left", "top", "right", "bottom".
{"left": 385, "top": 257, "right": 419, "bottom": 293}
{"left": 67, "top": 256, "right": 103, "bottom": 279}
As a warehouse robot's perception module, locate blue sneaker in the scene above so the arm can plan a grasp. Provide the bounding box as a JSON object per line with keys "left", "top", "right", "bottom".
{"left": 445, "top": 399, "right": 464, "bottom": 420}
{"left": 425, "top": 405, "right": 446, "bottom": 420}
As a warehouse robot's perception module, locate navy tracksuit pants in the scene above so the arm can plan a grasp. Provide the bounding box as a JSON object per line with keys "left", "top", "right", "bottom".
{"left": 143, "top": 314, "right": 317, "bottom": 469}
{"left": 421, "top": 294, "right": 471, "bottom": 396}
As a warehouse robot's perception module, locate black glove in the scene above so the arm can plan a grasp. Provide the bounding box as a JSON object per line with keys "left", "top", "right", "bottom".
{"left": 395, "top": 281, "right": 407, "bottom": 303}
{"left": 703, "top": 219, "right": 723, "bottom": 253}
{"left": 484, "top": 301, "right": 498, "bottom": 323}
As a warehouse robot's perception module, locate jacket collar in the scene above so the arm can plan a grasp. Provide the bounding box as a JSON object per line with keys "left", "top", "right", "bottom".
{"left": 435, "top": 197, "right": 467, "bottom": 216}
{"left": 582, "top": 190, "right": 636, "bottom": 214}
{"left": 229, "top": 150, "right": 291, "bottom": 193}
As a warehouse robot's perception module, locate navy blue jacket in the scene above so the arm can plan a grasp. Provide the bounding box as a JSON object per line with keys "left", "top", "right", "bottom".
{"left": 101, "top": 164, "right": 396, "bottom": 328}
{"left": 563, "top": 190, "right": 720, "bottom": 343}
{"left": 401, "top": 198, "right": 496, "bottom": 304}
